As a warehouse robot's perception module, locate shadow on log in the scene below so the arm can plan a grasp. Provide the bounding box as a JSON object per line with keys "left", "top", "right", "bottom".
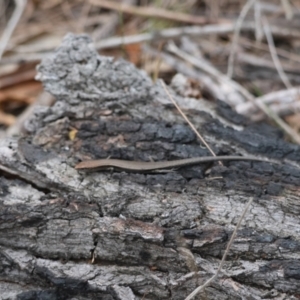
{"left": 0, "top": 33, "right": 300, "bottom": 299}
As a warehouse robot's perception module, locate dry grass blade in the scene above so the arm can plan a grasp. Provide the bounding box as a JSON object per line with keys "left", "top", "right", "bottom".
{"left": 227, "top": 0, "right": 256, "bottom": 78}
{"left": 95, "top": 23, "right": 236, "bottom": 49}
{"left": 239, "top": 37, "right": 300, "bottom": 64}
{"left": 281, "top": 0, "right": 293, "bottom": 19}
{"left": 167, "top": 42, "right": 300, "bottom": 144}
{"left": 0, "top": 0, "right": 27, "bottom": 60}
{"left": 248, "top": 102, "right": 300, "bottom": 144}
{"left": 236, "top": 87, "right": 300, "bottom": 118}
{"left": 160, "top": 80, "right": 221, "bottom": 165}
{"left": 254, "top": 1, "right": 263, "bottom": 41}
{"left": 185, "top": 197, "right": 254, "bottom": 300}
{"left": 89, "top": 0, "right": 220, "bottom": 25}
{"left": 262, "top": 17, "right": 292, "bottom": 89}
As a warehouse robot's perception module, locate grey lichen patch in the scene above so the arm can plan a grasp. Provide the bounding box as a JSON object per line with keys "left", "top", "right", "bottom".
{"left": 35, "top": 157, "right": 81, "bottom": 190}
{"left": 32, "top": 33, "right": 155, "bottom": 135}
{"left": 6, "top": 182, "right": 45, "bottom": 206}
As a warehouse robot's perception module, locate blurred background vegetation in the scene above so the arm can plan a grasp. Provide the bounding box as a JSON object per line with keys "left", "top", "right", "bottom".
{"left": 1, "top": 0, "right": 300, "bottom": 142}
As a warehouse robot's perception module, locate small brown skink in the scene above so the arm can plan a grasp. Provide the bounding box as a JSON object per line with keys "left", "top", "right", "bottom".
{"left": 75, "top": 156, "right": 269, "bottom": 173}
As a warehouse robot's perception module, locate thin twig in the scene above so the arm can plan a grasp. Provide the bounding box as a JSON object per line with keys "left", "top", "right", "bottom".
{"left": 160, "top": 80, "right": 220, "bottom": 164}
{"left": 95, "top": 23, "right": 236, "bottom": 50}
{"left": 254, "top": 1, "right": 263, "bottom": 41}
{"left": 92, "top": 0, "right": 136, "bottom": 41}
{"left": 0, "top": 0, "right": 27, "bottom": 60}
{"left": 3, "top": 22, "right": 299, "bottom": 58}
{"left": 237, "top": 52, "right": 300, "bottom": 73}
{"left": 259, "top": 18, "right": 300, "bottom": 142}
{"left": 78, "top": 1, "right": 92, "bottom": 32}
{"left": 185, "top": 197, "right": 254, "bottom": 300}
{"left": 262, "top": 17, "right": 292, "bottom": 89}
{"left": 281, "top": 0, "right": 293, "bottom": 19}
{"left": 143, "top": 44, "right": 225, "bottom": 101}
{"left": 167, "top": 42, "right": 300, "bottom": 144}
{"left": 239, "top": 37, "right": 300, "bottom": 64}
{"left": 89, "top": 0, "right": 223, "bottom": 25}
{"left": 236, "top": 87, "right": 300, "bottom": 117}
{"left": 146, "top": 44, "right": 300, "bottom": 121}
{"left": 166, "top": 41, "right": 253, "bottom": 106}
{"left": 227, "top": 0, "right": 256, "bottom": 78}
{"left": 0, "top": 52, "right": 49, "bottom": 65}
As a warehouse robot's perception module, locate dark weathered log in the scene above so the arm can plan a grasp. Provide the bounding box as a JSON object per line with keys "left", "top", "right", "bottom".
{"left": 0, "top": 33, "right": 300, "bottom": 300}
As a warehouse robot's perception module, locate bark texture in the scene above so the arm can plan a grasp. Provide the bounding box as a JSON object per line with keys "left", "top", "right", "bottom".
{"left": 1, "top": 33, "right": 300, "bottom": 300}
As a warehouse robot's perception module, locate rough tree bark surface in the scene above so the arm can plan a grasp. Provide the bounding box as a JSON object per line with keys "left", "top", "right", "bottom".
{"left": 1, "top": 34, "right": 300, "bottom": 300}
